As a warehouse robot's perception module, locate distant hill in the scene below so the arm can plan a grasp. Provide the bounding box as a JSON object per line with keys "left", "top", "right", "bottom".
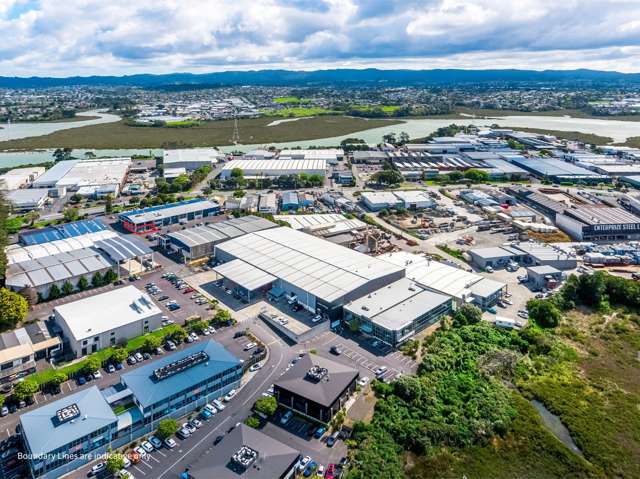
{"left": 2, "top": 68, "right": 640, "bottom": 88}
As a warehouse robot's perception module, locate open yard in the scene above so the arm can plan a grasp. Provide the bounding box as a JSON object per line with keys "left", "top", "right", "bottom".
{"left": 0, "top": 115, "right": 402, "bottom": 149}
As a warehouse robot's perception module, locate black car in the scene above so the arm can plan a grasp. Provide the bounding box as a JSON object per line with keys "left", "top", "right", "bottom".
{"left": 233, "top": 331, "right": 246, "bottom": 339}
{"left": 252, "top": 347, "right": 264, "bottom": 356}
{"left": 158, "top": 295, "right": 170, "bottom": 301}
{"left": 213, "top": 435, "right": 224, "bottom": 445}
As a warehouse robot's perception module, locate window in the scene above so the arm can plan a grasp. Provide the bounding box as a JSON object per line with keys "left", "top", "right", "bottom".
{"left": 94, "top": 336, "right": 99, "bottom": 342}
{"left": 82, "top": 340, "right": 88, "bottom": 346}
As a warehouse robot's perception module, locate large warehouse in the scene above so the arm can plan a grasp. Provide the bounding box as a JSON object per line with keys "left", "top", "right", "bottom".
{"left": 213, "top": 227, "right": 405, "bottom": 319}
{"left": 343, "top": 278, "right": 453, "bottom": 347}
{"left": 163, "top": 148, "right": 222, "bottom": 171}
{"left": 555, "top": 205, "right": 640, "bottom": 241}
{"left": 508, "top": 157, "right": 609, "bottom": 183}
{"left": 219, "top": 159, "right": 327, "bottom": 179}
{"left": 54, "top": 286, "right": 162, "bottom": 357}
{"left": 119, "top": 198, "right": 220, "bottom": 234}
{"left": 31, "top": 158, "right": 131, "bottom": 195}
{"left": 162, "top": 215, "right": 276, "bottom": 262}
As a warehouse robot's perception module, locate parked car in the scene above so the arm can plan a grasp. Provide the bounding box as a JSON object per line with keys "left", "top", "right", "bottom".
{"left": 213, "top": 435, "right": 224, "bottom": 446}
{"left": 106, "top": 364, "right": 115, "bottom": 373}
{"left": 141, "top": 441, "right": 154, "bottom": 453}
{"left": 189, "top": 418, "right": 202, "bottom": 429}
{"left": 92, "top": 370, "right": 102, "bottom": 379}
{"left": 330, "top": 345, "right": 342, "bottom": 355}
{"left": 165, "top": 340, "right": 177, "bottom": 351}
{"left": 134, "top": 352, "right": 144, "bottom": 362}
{"left": 249, "top": 363, "right": 262, "bottom": 372}
{"left": 176, "top": 428, "right": 191, "bottom": 439}
{"left": 148, "top": 436, "right": 162, "bottom": 449}
{"left": 204, "top": 403, "right": 217, "bottom": 415}
{"left": 374, "top": 366, "right": 387, "bottom": 377}
{"left": 303, "top": 461, "right": 317, "bottom": 477}
{"left": 77, "top": 376, "right": 87, "bottom": 386}
{"left": 183, "top": 422, "right": 197, "bottom": 434}
{"left": 244, "top": 342, "right": 257, "bottom": 351}
{"left": 115, "top": 362, "right": 124, "bottom": 370}
{"left": 0, "top": 407, "right": 8, "bottom": 417}
{"left": 298, "top": 456, "right": 312, "bottom": 472}
{"left": 316, "top": 464, "right": 325, "bottom": 477}
{"left": 325, "top": 463, "right": 336, "bottom": 479}
{"left": 158, "top": 295, "right": 169, "bottom": 302}
{"left": 223, "top": 389, "right": 237, "bottom": 402}
{"left": 164, "top": 438, "right": 177, "bottom": 449}
{"left": 212, "top": 399, "right": 225, "bottom": 411}
{"left": 357, "top": 376, "right": 369, "bottom": 387}
{"left": 88, "top": 462, "right": 106, "bottom": 476}
{"left": 326, "top": 431, "right": 340, "bottom": 447}
{"left": 313, "top": 427, "right": 326, "bottom": 439}
{"left": 280, "top": 410, "right": 293, "bottom": 425}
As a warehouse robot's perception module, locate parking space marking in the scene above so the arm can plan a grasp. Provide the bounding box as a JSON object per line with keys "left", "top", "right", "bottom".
{"left": 133, "top": 465, "right": 146, "bottom": 475}
{"left": 156, "top": 450, "right": 167, "bottom": 457}
{"left": 148, "top": 455, "right": 161, "bottom": 464}
{"left": 142, "top": 460, "right": 153, "bottom": 469}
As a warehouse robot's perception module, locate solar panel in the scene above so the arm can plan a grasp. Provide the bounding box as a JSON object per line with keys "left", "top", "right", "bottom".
{"left": 55, "top": 403, "right": 80, "bottom": 425}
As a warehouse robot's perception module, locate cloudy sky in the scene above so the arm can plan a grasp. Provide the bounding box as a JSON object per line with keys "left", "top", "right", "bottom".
{"left": 1, "top": 0, "right": 640, "bottom": 77}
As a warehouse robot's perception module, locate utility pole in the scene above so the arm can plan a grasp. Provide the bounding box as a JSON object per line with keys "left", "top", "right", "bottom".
{"left": 231, "top": 108, "right": 240, "bottom": 145}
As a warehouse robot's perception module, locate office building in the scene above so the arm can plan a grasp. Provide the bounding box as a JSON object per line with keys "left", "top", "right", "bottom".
{"left": 53, "top": 286, "right": 162, "bottom": 357}
{"left": 343, "top": 278, "right": 453, "bottom": 346}
{"left": 119, "top": 198, "right": 220, "bottom": 234}
{"left": 274, "top": 354, "right": 358, "bottom": 424}
{"left": 20, "top": 340, "right": 241, "bottom": 478}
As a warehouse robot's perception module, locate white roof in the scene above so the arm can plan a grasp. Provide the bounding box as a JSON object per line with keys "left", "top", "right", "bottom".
{"left": 6, "top": 189, "right": 48, "bottom": 206}
{"left": 32, "top": 159, "right": 130, "bottom": 189}
{"left": 221, "top": 159, "right": 327, "bottom": 174}
{"left": 215, "top": 227, "right": 404, "bottom": 303}
{"left": 213, "top": 259, "right": 277, "bottom": 291}
{"left": 379, "top": 251, "right": 505, "bottom": 300}
{"left": 392, "top": 190, "right": 433, "bottom": 203}
{"left": 273, "top": 213, "right": 366, "bottom": 233}
{"left": 360, "top": 191, "right": 401, "bottom": 206}
{"left": 54, "top": 286, "right": 161, "bottom": 341}
{"left": 0, "top": 166, "right": 45, "bottom": 190}
{"left": 163, "top": 148, "right": 221, "bottom": 165}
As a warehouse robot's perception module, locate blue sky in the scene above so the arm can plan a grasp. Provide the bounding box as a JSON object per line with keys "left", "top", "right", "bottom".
{"left": 1, "top": 0, "right": 640, "bottom": 76}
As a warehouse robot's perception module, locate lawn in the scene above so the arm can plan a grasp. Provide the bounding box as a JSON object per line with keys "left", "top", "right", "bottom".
{"left": 351, "top": 105, "right": 402, "bottom": 115}
{"left": 0, "top": 116, "right": 402, "bottom": 149}
{"left": 261, "top": 106, "right": 340, "bottom": 117}
{"left": 273, "top": 96, "right": 304, "bottom": 104}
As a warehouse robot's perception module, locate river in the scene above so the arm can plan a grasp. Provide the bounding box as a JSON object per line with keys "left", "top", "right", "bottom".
{"left": 531, "top": 400, "right": 583, "bottom": 457}
{"left": 2, "top": 112, "right": 640, "bottom": 168}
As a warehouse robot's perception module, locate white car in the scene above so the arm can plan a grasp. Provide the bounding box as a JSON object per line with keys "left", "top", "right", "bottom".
{"left": 298, "top": 456, "right": 312, "bottom": 472}
{"left": 92, "top": 370, "right": 102, "bottom": 379}
{"left": 312, "top": 314, "right": 322, "bottom": 323}
{"left": 244, "top": 342, "right": 257, "bottom": 351}
{"left": 122, "top": 456, "right": 131, "bottom": 469}
{"left": 249, "top": 363, "right": 262, "bottom": 372}
{"left": 358, "top": 376, "right": 370, "bottom": 387}
{"left": 204, "top": 403, "right": 217, "bottom": 415}
{"left": 164, "top": 438, "right": 177, "bottom": 449}
{"left": 134, "top": 352, "right": 144, "bottom": 362}
{"left": 213, "top": 399, "right": 225, "bottom": 411}
{"left": 223, "top": 389, "right": 237, "bottom": 402}
{"left": 141, "top": 441, "right": 154, "bottom": 453}
{"left": 89, "top": 463, "right": 106, "bottom": 476}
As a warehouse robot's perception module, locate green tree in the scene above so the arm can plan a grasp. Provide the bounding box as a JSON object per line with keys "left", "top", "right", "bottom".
{"left": 526, "top": 299, "right": 562, "bottom": 328}
{"left": 92, "top": 271, "right": 104, "bottom": 288}
{"left": 213, "top": 309, "right": 232, "bottom": 325}
{"left": 61, "top": 281, "right": 74, "bottom": 296}
{"left": 48, "top": 371, "right": 68, "bottom": 388}
{"left": 82, "top": 355, "right": 102, "bottom": 374}
{"left": 106, "top": 453, "right": 125, "bottom": 473}
{"left": 169, "top": 325, "right": 188, "bottom": 343}
{"left": 452, "top": 304, "right": 483, "bottom": 327}
{"left": 13, "top": 379, "right": 38, "bottom": 402}
{"left": 188, "top": 319, "right": 210, "bottom": 334}
{"left": 447, "top": 171, "right": 464, "bottom": 182}
{"left": 157, "top": 418, "right": 179, "bottom": 439}
{"left": 370, "top": 169, "right": 403, "bottom": 186}
{"left": 47, "top": 284, "right": 61, "bottom": 301}
{"left": 245, "top": 415, "right": 260, "bottom": 428}
{"left": 233, "top": 189, "right": 245, "bottom": 198}
{"left": 105, "top": 194, "right": 114, "bottom": 214}
{"left": 104, "top": 269, "right": 118, "bottom": 284}
{"left": 63, "top": 207, "right": 80, "bottom": 222}
{"left": 254, "top": 396, "right": 277, "bottom": 417}
{"left": 142, "top": 335, "right": 162, "bottom": 352}
{"left": 464, "top": 169, "right": 490, "bottom": 183}
{"left": 0, "top": 288, "right": 29, "bottom": 330}
{"left": 0, "top": 394, "right": 5, "bottom": 408}
{"left": 77, "top": 276, "right": 89, "bottom": 291}
{"left": 111, "top": 348, "right": 128, "bottom": 364}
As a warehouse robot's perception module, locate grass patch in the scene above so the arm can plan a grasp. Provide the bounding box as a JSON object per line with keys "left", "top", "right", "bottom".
{"left": 436, "top": 244, "right": 466, "bottom": 261}
{"left": 273, "top": 96, "right": 304, "bottom": 104}
{"left": 261, "top": 107, "right": 340, "bottom": 117}
{"left": 500, "top": 126, "right": 612, "bottom": 145}
{"left": 113, "top": 401, "right": 136, "bottom": 415}
{"left": 0, "top": 116, "right": 402, "bottom": 149}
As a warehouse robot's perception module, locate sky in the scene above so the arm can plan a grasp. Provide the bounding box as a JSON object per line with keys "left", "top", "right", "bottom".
{"left": 1, "top": 0, "right": 640, "bottom": 77}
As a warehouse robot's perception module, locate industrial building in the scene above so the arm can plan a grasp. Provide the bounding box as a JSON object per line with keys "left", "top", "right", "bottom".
{"left": 162, "top": 215, "right": 276, "bottom": 262}
{"left": 187, "top": 424, "right": 300, "bottom": 479}
{"left": 258, "top": 192, "right": 277, "bottom": 213}
{"left": 279, "top": 148, "right": 343, "bottom": 165}
{"left": 53, "top": 286, "right": 162, "bottom": 357}
{"left": 343, "top": 278, "right": 453, "bottom": 346}
{"left": 380, "top": 252, "right": 506, "bottom": 309}
{"left": 5, "top": 188, "right": 49, "bottom": 211}
{"left": 509, "top": 242, "right": 578, "bottom": 270}
{"left": 0, "top": 166, "right": 45, "bottom": 190}
{"left": 0, "top": 321, "right": 61, "bottom": 386}
{"left": 555, "top": 205, "right": 640, "bottom": 241}
{"left": 20, "top": 340, "right": 241, "bottom": 479}
{"left": 351, "top": 150, "right": 388, "bottom": 164}
{"left": 274, "top": 354, "right": 358, "bottom": 424}
{"left": 273, "top": 213, "right": 367, "bottom": 239}
{"left": 360, "top": 191, "right": 402, "bottom": 211}
{"left": 526, "top": 265, "right": 564, "bottom": 291}
{"left": 392, "top": 190, "right": 436, "bottom": 209}
{"left": 119, "top": 198, "right": 220, "bottom": 234}
{"left": 508, "top": 156, "right": 609, "bottom": 183}
{"left": 19, "top": 218, "right": 107, "bottom": 245}
{"left": 281, "top": 191, "right": 299, "bottom": 210}
{"left": 468, "top": 246, "right": 525, "bottom": 270}
{"left": 31, "top": 158, "right": 131, "bottom": 195}
{"left": 219, "top": 159, "right": 327, "bottom": 180}
{"left": 481, "top": 159, "right": 530, "bottom": 180}
{"left": 214, "top": 227, "right": 405, "bottom": 318}
{"left": 162, "top": 148, "right": 222, "bottom": 172}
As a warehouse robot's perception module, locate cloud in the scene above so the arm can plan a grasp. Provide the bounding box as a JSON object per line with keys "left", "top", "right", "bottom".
{"left": 1, "top": 0, "right": 640, "bottom": 76}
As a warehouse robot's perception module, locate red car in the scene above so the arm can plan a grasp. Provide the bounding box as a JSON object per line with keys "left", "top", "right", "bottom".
{"left": 183, "top": 287, "right": 195, "bottom": 294}
{"left": 325, "top": 464, "right": 336, "bottom": 479}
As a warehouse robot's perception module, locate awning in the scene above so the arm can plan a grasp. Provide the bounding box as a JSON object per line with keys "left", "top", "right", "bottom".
{"left": 213, "top": 259, "right": 276, "bottom": 291}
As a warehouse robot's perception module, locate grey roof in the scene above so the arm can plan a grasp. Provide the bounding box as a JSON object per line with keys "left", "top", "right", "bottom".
{"left": 526, "top": 265, "right": 561, "bottom": 275}
{"left": 167, "top": 215, "right": 276, "bottom": 249}
{"left": 5, "top": 189, "right": 48, "bottom": 205}
{"left": 344, "top": 278, "right": 451, "bottom": 331}
{"left": 470, "top": 247, "right": 521, "bottom": 260}
{"left": 275, "top": 354, "right": 358, "bottom": 408}
{"left": 213, "top": 259, "right": 277, "bottom": 291}
{"left": 483, "top": 159, "right": 529, "bottom": 174}
{"left": 469, "top": 278, "right": 506, "bottom": 297}
{"left": 5, "top": 248, "right": 112, "bottom": 289}
{"left": 188, "top": 424, "right": 300, "bottom": 479}
{"left": 564, "top": 205, "right": 640, "bottom": 226}
{"left": 20, "top": 386, "right": 117, "bottom": 456}
{"left": 120, "top": 199, "right": 219, "bottom": 225}
{"left": 94, "top": 235, "right": 153, "bottom": 262}
{"left": 32, "top": 160, "right": 80, "bottom": 187}
{"left": 215, "top": 227, "right": 404, "bottom": 303}
{"left": 121, "top": 340, "right": 240, "bottom": 409}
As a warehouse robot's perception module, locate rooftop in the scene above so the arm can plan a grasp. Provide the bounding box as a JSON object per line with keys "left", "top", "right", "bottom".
{"left": 215, "top": 227, "right": 404, "bottom": 303}
{"left": 187, "top": 424, "right": 300, "bottom": 479}
{"left": 19, "top": 218, "right": 107, "bottom": 246}
{"left": 120, "top": 198, "right": 219, "bottom": 224}
{"left": 470, "top": 246, "right": 522, "bottom": 260}
{"left": 121, "top": 340, "right": 240, "bottom": 409}
{"left": 20, "top": 386, "right": 117, "bottom": 457}
{"left": 221, "top": 159, "right": 327, "bottom": 173}
{"left": 54, "top": 286, "right": 161, "bottom": 341}
{"left": 344, "top": 278, "right": 451, "bottom": 332}
{"left": 167, "top": 215, "right": 276, "bottom": 249}
{"left": 360, "top": 191, "right": 401, "bottom": 205}
{"left": 564, "top": 205, "right": 640, "bottom": 226}
{"left": 275, "top": 354, "right": 358, "bottom": 407}
{"left": 163, "top": 148, "right": 222, "bottom": 166}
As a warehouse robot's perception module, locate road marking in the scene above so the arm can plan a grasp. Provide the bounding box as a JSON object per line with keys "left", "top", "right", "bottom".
{"left": 142, "top": 460, "right": 153, "bottom": 469}
{"left": 133, "top": 465, "right": 146, "bottom": 475}
{"left": 148, "top": 455, "right": 161, "bottom": 463}
{"left": 156, "top": 450, "right": 167, "bottom": 457}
